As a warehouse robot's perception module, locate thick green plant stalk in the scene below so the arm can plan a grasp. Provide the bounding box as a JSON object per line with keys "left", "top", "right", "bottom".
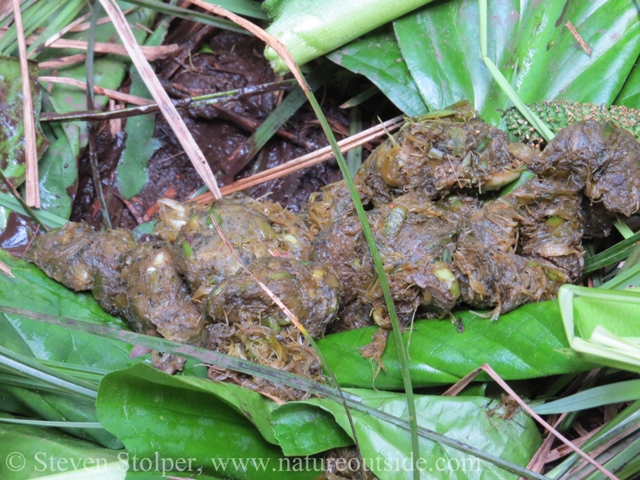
{"left": 264, "top": 0, "right": 436, "bottom": 73}
{"left": 504, "top": 100, "right": 640, "bottom": 146}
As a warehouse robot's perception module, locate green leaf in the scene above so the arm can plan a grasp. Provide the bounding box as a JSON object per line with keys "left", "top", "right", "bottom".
{"left": 38, "top": 123, "right": 78, "bottom": 220}
{"left": 270, "top": 403, "right": 353, "bottom": 456}
{"left": 115, "top": 45, "right": 163, "bottom": 199}
{"left": 273, "top": 389, "right": 542, "bottom": 480}
{"left": 318, "top": 301, "right": 594, "bottom": 389}
{"left": 97, "top": 364, "right": 316, "bottom": 480}
{"left": 547, "top": 399, "right": 640, "bottom": 479}
{"left": 0, "top": 192, "right": 66, "bottom": 229}
{"left": 533, "top": 379, "right": 640, "bottom": 415}
{"left": 0, "top": 56, "right": 49, "bottom": 187}
{"left": 328, "top": 27, "right": 428, "bottom": 117}
{"left": 559, "top": 286, "right": 640, "bottom": 375}
{"left": 584, "top": 230, "right": 640, "bottom": 273}
{"left": 615, "top": 59, "right": 640, "bottom": 108}
{"left": 345, "top": 0, "right": 640, "bottom": 122}
{"left": 0, "top": 250, "right": 140, "bottom": 447}
{"left": 265, "top": 0, "right": 435, "bottom": 74}
{"left": 0, "top": 413, "right": 125, "bottom": 480}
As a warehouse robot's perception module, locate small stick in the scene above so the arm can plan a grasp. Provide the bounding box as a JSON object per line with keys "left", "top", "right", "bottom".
{"left": 39, "top": 76, "right": 154, "bottom": 106}
{"left": 98, "top": 0, "right": 222, "bottom": 199}
{"left": 111, "top": 190, "right": 144, "bottom": 224}
{"left": 12, "top": 0, "right": 39, "bottom": 207}
{"left": 565, "top": 21, "right": 592, "bottom": 56}
{"left": 40, "top": 80, "right": 295, "bottom": 123}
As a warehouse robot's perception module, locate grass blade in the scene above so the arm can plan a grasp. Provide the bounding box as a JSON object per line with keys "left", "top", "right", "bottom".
{"left": 0, "top": 191, "right": 66, "bottom": 228}
{"left": 533, "top": 380, "right": 640, "bottom": 415}
{"left": 0, "top": 345, "right": 97, "bottom": 399}
{"left": 584, "top": 230, "right": 640, "bottom": 273}
{"left": 0, "top": 418, "right": 104, "bottom": 428}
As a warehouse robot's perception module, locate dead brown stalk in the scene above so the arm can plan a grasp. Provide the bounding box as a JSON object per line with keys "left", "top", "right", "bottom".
{"left": 11, "top": 0, "right": 39, "bottom": 207}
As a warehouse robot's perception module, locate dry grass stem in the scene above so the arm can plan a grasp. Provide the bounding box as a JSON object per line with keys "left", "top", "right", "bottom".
{"left": 480, "top": 364, "right": 618, "bottom": 480}
{"left": 0, "top": 29, "right": 180, "bottom": 60}
{"left": 39, "top": 76, "right": 154, "bottom": 106}
{"left": 192, "top": 115, "right": 403, "bottom": 202}
{"left": 12, "top": 0, "right": 39, "bottom": 207}
{"left": 35, "top": 11, "right": 93, "bottom": 54}
{"left": 0, "top": 259, "right": 14, "bottom": 278}
{"left": 97, "top": 0, "right": 221, "bottom": 198}
{"left": 39, "top": 53, "right": 87, "bottom": 69}
{"left": 520, "top": 414, "right": 565, "bottom": 479}
{"left": 45, "top": 38, "right": 179, "bottom": 60}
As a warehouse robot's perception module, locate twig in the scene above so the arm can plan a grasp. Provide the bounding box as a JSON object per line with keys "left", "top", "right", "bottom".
{"left": 210, "top": 103, "right": 312, "bottom": 148}
{"left": 111, "top": 190, "right": 144, "bottom": 224}
{"left": 12, "top": 0, "right": 39, "bottom": 207}
{"left": 192, "top": 116, "right": 403, "bottom": 201}
{"left": 39, "top": 76, "right": 154, "bottom": 106}
{"left": 40, "top": 79, "right": 295, "bottom": 122}
{"left": 98, "top": 0, "right": 222, "bottom": 199}
{"left": 565, "top": 21, "right": 592, "bottom": 56}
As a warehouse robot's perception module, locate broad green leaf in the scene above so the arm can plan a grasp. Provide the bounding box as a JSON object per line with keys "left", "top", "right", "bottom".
{"left": 0, "top": 57, "right": 49, "bottom": 186}
{"left": 269, "top": 403, "right": 352, "bottom": 456}
{"left": 0, "top": 250, "right": 140, "bottom": 447}
{"left": 273, "top": 389, "right": 541, "bottom": 480}
{"left": 0, "top": 413, "right": 125, "bottom": 480}
{"left": 318, "top": 301, "right": 594, "bottom": 390}
{"left": 115, "top": 28, "right": 164, "bottom": 199}
{"left": 346, "top": 0, "right": 640, "bottom": 123}
{"left": 97, "top": 364, "right": 316, "bottom": 480}
{"left": 328, "top": 28, "right": 428, "bottom": 117}
{"left": 615, "top": 59, "right": 640, "bottom": 108}
{"left": 38, "top": 123, "right": 77, "bottom": 220}
{"left": 533, "top": 379, "right": 640, "bottom": 415}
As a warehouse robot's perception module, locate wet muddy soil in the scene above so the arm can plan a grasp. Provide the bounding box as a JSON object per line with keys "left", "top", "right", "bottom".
{"left": 70, "top": 22, "right": 399, "bottom": 229}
